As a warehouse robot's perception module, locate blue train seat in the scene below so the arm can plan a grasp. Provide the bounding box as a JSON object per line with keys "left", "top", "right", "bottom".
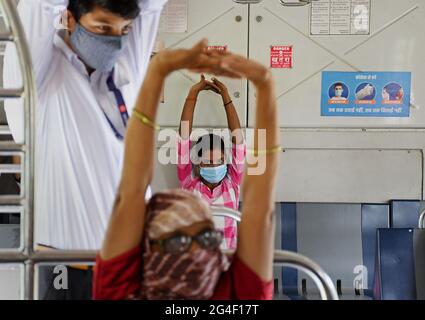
{"left": 374, "top": 228, "right": 425, "bottom": 300}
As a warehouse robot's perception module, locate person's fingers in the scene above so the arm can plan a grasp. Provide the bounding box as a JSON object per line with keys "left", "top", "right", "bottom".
{"left": 205, "top": 81, "right": 221, "bottom": 92}
{"left": 220, "top": 54, "right": 249, "bottom": 74}
{"left": 211, "top": 77, "right": 225, "bottom": 88}
{"left": 206, "top": 85, "right": 220, "bottom": 94}
{"left": 205, "top": 49, "right": 229, "bottom": 58}
{"left": 190, "top": 39, "right": 209, "bottom": 57}
{"left": 218, "top": 62, "right": 246, "bottom": 78}
{"left": 187, "top": 53, "right": 243, "bottom": 78}
{"left": 219, "top": 53, "right": 270, "bottom": 84}
{"left": 192, "top": 54, "right": 223, "bottom": 73}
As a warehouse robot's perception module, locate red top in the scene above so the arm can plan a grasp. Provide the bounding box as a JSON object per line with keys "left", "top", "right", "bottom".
{"left": 93, "top": 246, "right": 273, "bottom": 300}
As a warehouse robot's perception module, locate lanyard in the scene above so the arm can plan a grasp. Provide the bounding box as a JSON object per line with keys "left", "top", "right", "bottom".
{"left": 105, "top": 73, "right": 129, "bottom": 140}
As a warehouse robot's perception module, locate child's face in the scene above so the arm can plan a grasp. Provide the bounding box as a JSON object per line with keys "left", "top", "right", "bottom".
{"left": 199, "top": 149, "right": 225, "bottom": 168}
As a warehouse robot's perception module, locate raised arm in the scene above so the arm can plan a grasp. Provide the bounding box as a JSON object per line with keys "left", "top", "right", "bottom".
{"left": 211, "top": 78, "right": 244, "bottom": 145}
{"left": 122, "top": 0, "right": 168, "bottom": 88}
{"left": 100, "top": 40, "right": 238, "bottom": 260}
{"left": 179, "top": 75, "right": 219, "bottom": 139}
{"left": 220, "top": 55, "right": 279, "bottom": 282}
{"left": 7, "top": 0, "right": 68, "bottom": 88}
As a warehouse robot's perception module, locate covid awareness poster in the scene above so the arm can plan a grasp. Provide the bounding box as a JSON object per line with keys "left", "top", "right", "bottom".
{"left": 321, "top": 71, "right": 411, "bottom": 117}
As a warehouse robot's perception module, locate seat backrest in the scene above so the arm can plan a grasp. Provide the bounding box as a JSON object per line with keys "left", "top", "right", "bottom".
{"left": 413, "top": 229, "right": 425, "bottom": 300}
{"left": 374, "top": 228, "right": 417, "bottom": 300}
{"left": 275, "top": 203, "right": 299, "bottom": 297}
{"left": 390, "top": 200, "right": 421, "bottom": 228}
{"left": 292, "top": 203, "right": 363, "bottom": 296}
{"left": 361, "top": 204, "right": 390, "bottom": 296}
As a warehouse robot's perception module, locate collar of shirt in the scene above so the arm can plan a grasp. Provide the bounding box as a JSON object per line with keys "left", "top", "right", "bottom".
{"left": 198, "top": 178, "right": 227, "bottom": 198}
{"left": 52, "top": 31, "right": 131, "bottom": 92}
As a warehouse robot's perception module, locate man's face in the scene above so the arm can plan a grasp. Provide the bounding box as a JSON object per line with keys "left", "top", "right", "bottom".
{"left": 335, "top": 85, "right": 343, "bottom": 97}
{"left": 69, "top": 5, "right": 134, "bottom": 36}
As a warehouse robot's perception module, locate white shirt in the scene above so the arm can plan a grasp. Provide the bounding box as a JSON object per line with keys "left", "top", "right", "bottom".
{"left": 3, "top": 0, "right": 167, "bottom": 250}
{"left": 330, "top": 96, "right": 348, "bottom": 102}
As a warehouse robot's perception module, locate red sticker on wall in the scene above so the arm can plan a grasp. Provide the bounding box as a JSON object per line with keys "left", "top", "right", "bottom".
{"left": 207, "top": 45, "right": 228, "bottom": 52}
{"left": 270, "top": 46, "right": 293, "bottom": 69}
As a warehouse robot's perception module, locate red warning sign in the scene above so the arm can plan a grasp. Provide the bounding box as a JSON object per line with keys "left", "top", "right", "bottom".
{"left": 207, "top": 45, "right": 228, "bottom": 52}
{"left": 270, "top": 45, "right": 293, "bottom": 69}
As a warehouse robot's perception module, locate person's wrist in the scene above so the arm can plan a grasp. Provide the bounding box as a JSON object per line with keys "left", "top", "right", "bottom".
{"left": 253, "top": 70, "right": 273, "bottom": 91}
{"left": 188, "top": 88, "right": 199, "bottom": 99}
{"left": 221, "top": 91, "right": 231, "bottom": 104}
{"left": 150, "top": 55, "right": 170, "bottom": 78}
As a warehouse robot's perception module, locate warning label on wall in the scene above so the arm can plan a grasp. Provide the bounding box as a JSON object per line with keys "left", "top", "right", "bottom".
{"left": 310, "top": 0, "right": 371, "bottom": 36}
{"left": 270, "top": 46, "right": 293, "bottom": 69}
{"left": 207, "top": 46, "right": 228, "bottom": 52}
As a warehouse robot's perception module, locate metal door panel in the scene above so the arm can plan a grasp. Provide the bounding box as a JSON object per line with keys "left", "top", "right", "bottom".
{"left": 248, "top": 0, "right": 425, "bottom": 128}
{"left": 157, "top": 0, "right": 248, "bottom": 127}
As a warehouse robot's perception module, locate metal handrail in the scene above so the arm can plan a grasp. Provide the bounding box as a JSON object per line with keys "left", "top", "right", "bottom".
{"left": 280, "top": 0, "right": 317, "bottom": 7}
{"left": 233, "top": 0, "right": 263, "bottom": 4}
{"left": 0, "top": 249, "right": 338, "bottom": 300}
{"left": 419, "top": 209, "right": 425, "bottom": 229}
{"left": 0, "top": 125, "right": 11, "bottom": 135}
{"left": 211, "top": 205, "right": 242, "bottom": 222}
{"left": 0, "top": 163, "right": 21, "bottom": 174}
{"left": 274, "top": 250, "right": 339, "bottom": 300}
{"left": 0, "top": 88, "right": 24, "bottom": 99}
{"left": 0, "top": 251, "right": 97, "bottom": 264}
{"left": 0, "top": 32, "right": 13, "bottom": 41}
{"left": 210, "top": 207, "right": 337, "bottom": 300}
{"left": 0, "top": 0, "right": 37, "bottom": 300}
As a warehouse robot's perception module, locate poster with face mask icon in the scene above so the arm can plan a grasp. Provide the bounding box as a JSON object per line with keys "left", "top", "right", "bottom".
{"left": 321, "top": 71, "right": 411, "bottom": 117}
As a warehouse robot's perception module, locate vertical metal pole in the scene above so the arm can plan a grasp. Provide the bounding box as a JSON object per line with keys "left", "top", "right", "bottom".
{"left": 1, "top": 0, "right": 37, "bottom": 300}
{"left": 24, "top": 260, "right": 34, "bottom": 300}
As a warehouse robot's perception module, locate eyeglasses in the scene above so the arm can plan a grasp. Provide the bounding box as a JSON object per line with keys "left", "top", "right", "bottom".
{"left": 151, "top": 229, "right": 224, "bottom": 255}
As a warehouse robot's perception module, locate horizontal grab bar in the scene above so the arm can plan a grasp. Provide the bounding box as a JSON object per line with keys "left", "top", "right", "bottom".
{"left": 0, "top": 125, "right": 11, "bottom": 135}
{"left": 0, "top": 32, "right": 13, "bottom": 41}
{"left": 211, "top": 205, "right": 242, "bottom": 222}
{"left": 0, "top": 164, "right": 21, "bottom": 174}
{"left": 0, "top": 249, "right": 337, "bottom": 300}
{"left": 0, "top": 88, "right": 24, "bottom": 99}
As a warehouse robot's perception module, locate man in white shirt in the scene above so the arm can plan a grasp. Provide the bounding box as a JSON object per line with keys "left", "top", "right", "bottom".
{"left": 3, "top": 0, "right": 167, "bottom": 299}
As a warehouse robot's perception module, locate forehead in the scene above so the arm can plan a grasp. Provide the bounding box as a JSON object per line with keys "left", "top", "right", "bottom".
{"left": 82, "top": 5, "right": 133, "bottom": 25}
{"left": 201, "top": 149, "right": 224, "bottom": 160}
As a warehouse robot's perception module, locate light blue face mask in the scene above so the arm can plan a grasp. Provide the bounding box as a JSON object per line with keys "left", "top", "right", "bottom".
{"left": 200, "top": 165, "right": 228, "bottom": 184}
{"left": 70, "top": 23, "right": 129, "bottom": 72}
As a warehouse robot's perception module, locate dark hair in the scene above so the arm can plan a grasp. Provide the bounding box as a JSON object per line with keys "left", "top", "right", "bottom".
{"left": 195, "top": 134, "right": 225, "bottom": 158}
{"left": 68, "top": 0, "right": 141, "bottom": 21}
{"left": 334, "top": 83, "right": 344, "bottom": 89}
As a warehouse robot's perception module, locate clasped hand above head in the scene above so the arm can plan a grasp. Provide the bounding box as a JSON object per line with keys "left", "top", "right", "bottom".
{"left": 149, "top": 39, "right": 272, "bottom": 89}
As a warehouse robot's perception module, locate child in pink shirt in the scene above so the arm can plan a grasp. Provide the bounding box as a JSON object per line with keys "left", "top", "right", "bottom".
{"left": 177, "top": 76, "right": 246, "bottom": 249}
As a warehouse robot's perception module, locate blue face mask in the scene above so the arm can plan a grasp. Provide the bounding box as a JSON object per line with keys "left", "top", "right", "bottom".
{"left": 70, "top": 23, "right": 129, "bottom": 72}
{"left": 200, "top": 165, "right": 228, "bottom": 184}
